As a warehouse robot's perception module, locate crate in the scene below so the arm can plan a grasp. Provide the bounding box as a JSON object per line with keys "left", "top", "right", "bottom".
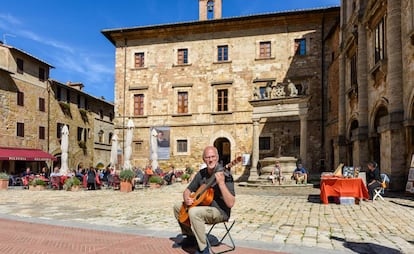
{"left": 340, "top": 197, "right": 355, "bottom": 205}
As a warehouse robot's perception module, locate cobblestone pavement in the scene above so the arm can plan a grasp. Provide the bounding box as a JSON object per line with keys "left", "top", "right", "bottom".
{"left": 0, "top": 183, "right": 414, "bottom": 254}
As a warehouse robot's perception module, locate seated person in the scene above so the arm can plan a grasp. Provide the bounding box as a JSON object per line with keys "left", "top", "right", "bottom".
{"left": 292, "top": 163, "right": 307, "bottom": 184}
{"left": 366, "top": 161, "right": 382, "bottom": 200}
{"left": 50, "top": 167, "right": 62, "bottom": 177}
{"left": 163, "top": 164, "right": 176, "bottom": 185}
{"left": 269, "top": 160, "right": 284, "bottom": 185}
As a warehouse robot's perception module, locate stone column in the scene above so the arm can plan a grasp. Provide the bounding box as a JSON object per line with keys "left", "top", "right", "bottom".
{"left": 355, "top": 22, "right": 369, "bottom": 165}
{"left": 386, "top": 0, "right": 405, "bottom": 191}
{"left": 337, "top": 52, "right": 347, "bottom": 163}
{"left": 299, "top": 114, "right": 308, "bottom": 166}
{"left": 387, "top": 0, "right": 403, "bottom": 112}
{"left": 248, "top": 118, "right": 260, "bottom": 181}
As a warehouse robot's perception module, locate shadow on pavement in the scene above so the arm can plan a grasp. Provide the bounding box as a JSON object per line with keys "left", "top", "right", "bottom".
{"left": 330, "top": 236, "right": 403, "bottom": 254}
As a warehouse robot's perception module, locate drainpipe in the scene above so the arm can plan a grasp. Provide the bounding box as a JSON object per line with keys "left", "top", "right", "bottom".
{"left": 122, "top": 38, "right": 127, "bottom": 166}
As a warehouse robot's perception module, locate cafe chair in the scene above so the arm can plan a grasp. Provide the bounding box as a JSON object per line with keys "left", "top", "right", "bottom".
{"left": 373, "top": 173, "right": 390, "bottom": 201}
{"left": 51, "top": 176, "right": 62, "bottom": 190}
{"left": 206, "top": 220, "right": 236, "bottom": 254}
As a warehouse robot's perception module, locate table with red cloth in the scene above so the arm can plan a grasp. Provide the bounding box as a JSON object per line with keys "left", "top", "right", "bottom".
{"left": 320, "top": 176, "right": 369, "bottom": 204}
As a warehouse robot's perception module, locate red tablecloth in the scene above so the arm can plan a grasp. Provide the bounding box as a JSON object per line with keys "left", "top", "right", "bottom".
{"left": 320, "top": 176, "right": 369, "bottom": 204}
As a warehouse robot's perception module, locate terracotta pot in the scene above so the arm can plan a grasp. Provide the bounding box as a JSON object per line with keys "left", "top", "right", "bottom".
{"left": 120, "top": 181, "right": 133, "bottom": 192}
{"left": 149, "top": 183, "right": 161, "bottom": 188}
{"left": 0, "top": 179, "right": 8, "bottom": 190}
{"left": 29, "top": 185, "right": 46, "bottom": 191}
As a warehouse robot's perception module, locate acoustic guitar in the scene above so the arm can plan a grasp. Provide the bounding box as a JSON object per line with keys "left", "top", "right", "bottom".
{"left": 178, "top": 156, "right": 242, "bottom": 226}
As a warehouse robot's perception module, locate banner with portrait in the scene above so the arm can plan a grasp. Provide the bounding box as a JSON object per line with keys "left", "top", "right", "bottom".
{"left": 150, "top": 126, "right": 170, "bottom": 160}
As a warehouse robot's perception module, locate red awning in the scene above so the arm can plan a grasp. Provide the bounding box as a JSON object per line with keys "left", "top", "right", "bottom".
{"left": 0, "top": 147, "right": 56, "bottom": 161}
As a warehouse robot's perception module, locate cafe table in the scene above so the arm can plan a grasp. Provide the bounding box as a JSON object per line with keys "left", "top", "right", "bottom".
{"left": 320, "top": 176, "right": 369, "bottom": 204}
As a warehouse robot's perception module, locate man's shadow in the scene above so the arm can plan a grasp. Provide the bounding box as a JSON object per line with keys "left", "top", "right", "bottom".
{"left": 330, "top": 236, "right": 403, "bottom": 254}
{"left": 170, "top": 234, "right": 220, "bottom": 254}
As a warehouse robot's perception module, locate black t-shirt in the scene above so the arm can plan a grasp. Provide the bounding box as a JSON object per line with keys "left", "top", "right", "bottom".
{"left": 187, "top": 167, "right": 235, "bottom": 220}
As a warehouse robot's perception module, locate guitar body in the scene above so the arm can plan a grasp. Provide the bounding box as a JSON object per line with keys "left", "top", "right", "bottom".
{"left": 178, "top": 156, "right": 241, "bottom": 226}
{"left": 178, "top": 186, "right": 214, "bottom": 226}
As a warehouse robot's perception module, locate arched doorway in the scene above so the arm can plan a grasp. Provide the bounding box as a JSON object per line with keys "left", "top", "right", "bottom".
{"left": 214, "top": 138, "right": 230, "bottom": 166}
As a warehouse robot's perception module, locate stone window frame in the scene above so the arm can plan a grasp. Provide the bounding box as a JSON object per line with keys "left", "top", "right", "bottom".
{"left": 211, "top": 81, "right": 233, "bottom": 114}
{"left": 176, "top": 138, "right": 190, "bottom": 155}
{"left": 259, "top": 135, "right": 273, "bottom": 152}
{"left": 132, "top": 51, "right": 147, "bottom": 69}
{"left": 172, "top": 83, "right": 192, "bottom": 116}
{"left": 256, "top": 40, "right": 276, "bottom": 60}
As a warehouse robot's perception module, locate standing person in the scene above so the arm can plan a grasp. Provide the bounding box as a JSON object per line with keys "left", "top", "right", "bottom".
{"left": 366, "top": 161, "right": 382, "bottom": 200}
{"left": 173, "top": 146, "right": 235, "bottom": 254}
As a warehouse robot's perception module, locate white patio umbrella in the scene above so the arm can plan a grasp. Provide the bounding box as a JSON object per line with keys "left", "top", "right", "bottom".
{"left": 150, "top": 128, "right": 159, "bottom": 170}
{"left": 60, "top": 125, "right": 69, "bottom": 175}
{"left": 123, "top": 119, "right": 134, "bottom": 170}
{"left": 110, "top": 134, "right": 118, "bottom": 169}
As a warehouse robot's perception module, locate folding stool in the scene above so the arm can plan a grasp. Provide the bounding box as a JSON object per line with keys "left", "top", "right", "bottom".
{"left": 206, "top": 220, "right": 236, "bottom": 254}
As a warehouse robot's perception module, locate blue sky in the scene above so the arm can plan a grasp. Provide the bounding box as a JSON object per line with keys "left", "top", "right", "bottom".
{"left": 0, "top": 0, "right": 339, "bottom": 102}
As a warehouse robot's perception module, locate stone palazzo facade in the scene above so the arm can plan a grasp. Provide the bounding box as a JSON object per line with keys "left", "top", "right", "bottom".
{"left": 102, "top": 0, "right": 339, "bottom": 176}
{"left": 331, "top": 0, "right": 414, "bottom": 190}
{"left": 103, "top": 0, "right": 414, "bottom": 190}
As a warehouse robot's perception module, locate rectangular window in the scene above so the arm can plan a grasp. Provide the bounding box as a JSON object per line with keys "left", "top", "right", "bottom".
{"left": 217, "top": 89, "right": 228, "bottom": 112}
{"left": 39, "top": 97, "right": 45, "bottom": 112}
{"left": 17, "top": 91, "right": 24, "bottom": 106}
{"left": 217, "top": 45, "right": 228, "bottom": 61}
{"left": 134, "top": 52, "right": 145, "bottom": 68}
{"left": 259, "top": 41, "right": 271, "bottom": 58}
{"left": 57, "top": 123, "right": 63, "bottom": 139}
{"left": 294, "top": 39, "right": 306, "bottom": 56}
{"left": 350, "top": 53, "right": 357, "bottom": 86}
{"left": 259, "top": 137, "right": 270, "bottom": 150}
{"left": 294, "top": 136, "right": 301, "bottom": 148}
{"left": 133, "top": 94, "right": 144, "bottom": 116}
{"left": 39, "top": 126, "right": 45, "bottom": 140}
{"left": 177, "top": 91, "right": 188, "bottom": 113}
{"left": 374, "top": 17, "right": 385, "bottom": 63}
{"left": 17, "top": 122, "right": 24, "bottom": 137}
{"left": 17, "top": 58, "right": 24, "bottom": 74}
{"left": 39, "top": 67, "right": 45, "bottom": 81}
{"left": 177, "top": 139, "right": 188, "bottom": 153}
{"left": 177, "top": 49, "right": 188, "bottom": 64}
{"left": 77, "top": 127, "right": 83, "bottom": 141}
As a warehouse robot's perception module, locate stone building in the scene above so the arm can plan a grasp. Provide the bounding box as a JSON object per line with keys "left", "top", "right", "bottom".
{"left": 102, "top": 0, "right": 340, "bottom": 176}
{"left": 335, "top": 0, "right": 414, "bottom": 190}
{"left": 0, "top": 43, "right": 114, "bottom": 175}
{"left": 48, "top": 80, "right": 114, "bottom": 173}
{"left": 0, "top": 43, "right": 55, "bottom": 174}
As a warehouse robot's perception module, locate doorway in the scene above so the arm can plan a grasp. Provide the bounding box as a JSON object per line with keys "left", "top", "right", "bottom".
{"left": 214, "top": 138, "right": 230, "bottom": 166}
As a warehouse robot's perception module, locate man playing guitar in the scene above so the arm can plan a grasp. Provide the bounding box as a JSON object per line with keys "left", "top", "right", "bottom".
{"left": 173, "top": 146, "right": 236, "bottom": 254}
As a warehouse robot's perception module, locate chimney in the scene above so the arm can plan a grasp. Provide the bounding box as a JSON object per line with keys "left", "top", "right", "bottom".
{"left": 67, "top": 81, "right": 84, "bottom": 91}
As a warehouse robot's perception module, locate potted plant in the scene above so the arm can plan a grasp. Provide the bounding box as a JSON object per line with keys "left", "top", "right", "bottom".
{"left": 63, "top": 177, "right": 81, "bottom": 191}
{"left": 149, "top": 175, "right": 164, "bottom": 188}
{"left": 0, "top": 172, "right": 9, "bottom": 190}
{"left": 181, "top": 173, "right": 190, "bottom": 184}
{"left": 29, "top": 177, "right": 47, "bottom": 191}
{"left": 119, "top": 169, "right": 135, "bottom": 192}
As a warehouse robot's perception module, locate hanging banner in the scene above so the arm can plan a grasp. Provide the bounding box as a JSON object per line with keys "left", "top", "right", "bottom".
{"left": 150, "top": 127, "right": 170, "bottom": 160}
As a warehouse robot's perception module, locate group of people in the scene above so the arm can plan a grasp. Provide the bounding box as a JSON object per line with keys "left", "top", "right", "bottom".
{"left": 266, "top": 161, "right": 308, "bottom": 185}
